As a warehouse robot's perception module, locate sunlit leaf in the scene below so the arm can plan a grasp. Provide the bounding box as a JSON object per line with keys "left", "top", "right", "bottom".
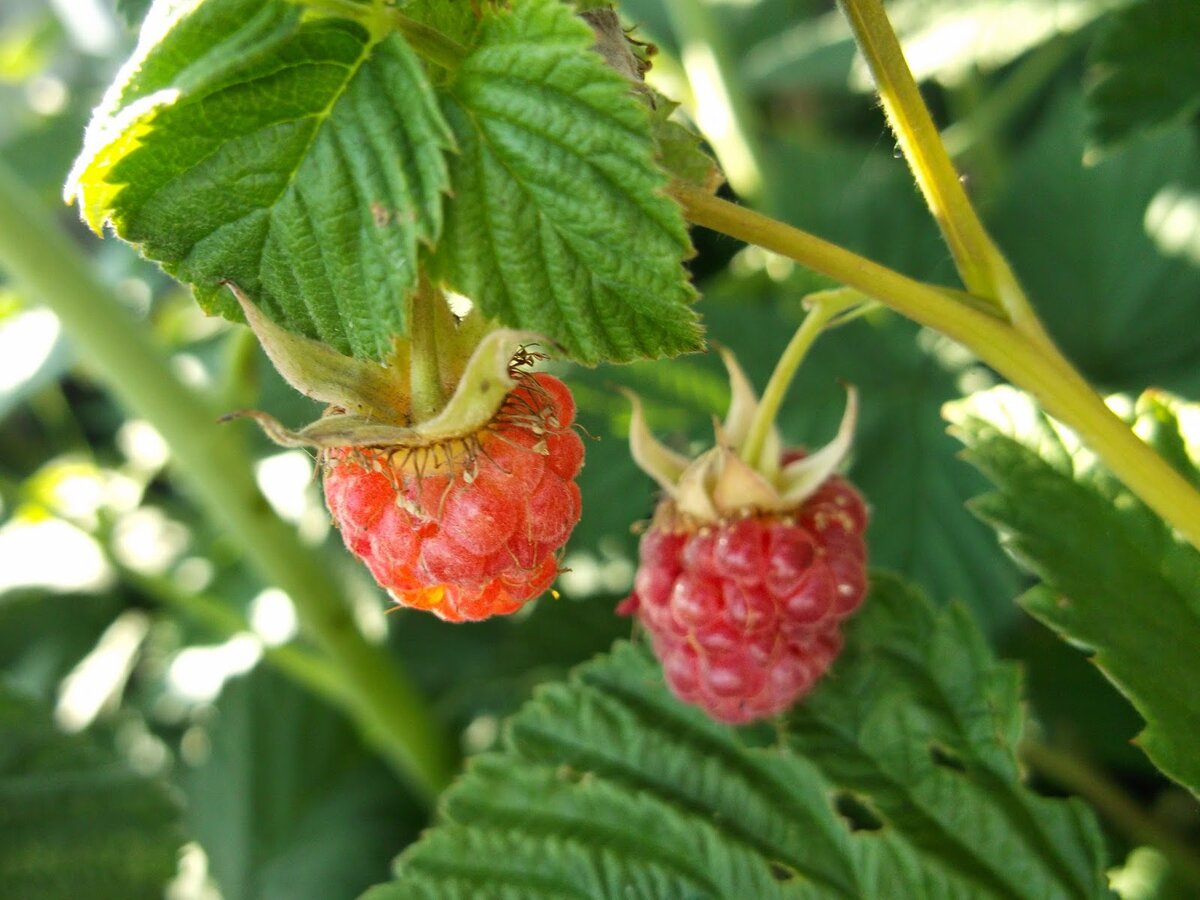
{"left": 430, "top": 0, "right": 701, "bottom": 364}
{"left": 67, "top": 0, "right": 452, "bottom": 360}
{"left": 947, "top": 385, "right": 1200, "bottom": 796}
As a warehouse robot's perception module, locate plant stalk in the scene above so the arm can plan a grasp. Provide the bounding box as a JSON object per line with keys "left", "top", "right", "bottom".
{"left": 672, "top": 183, "right": 1200, "bottom": 551}
{"left": 838, "top": 0, "right": 1052, "bottom": 346}
{"left": 0, "top": 161, "right": 454, "bottom": 802}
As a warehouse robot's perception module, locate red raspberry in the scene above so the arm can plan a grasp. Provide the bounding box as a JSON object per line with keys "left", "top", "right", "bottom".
{"left": 620, "top": 472, "right": 867, "bottom": 723}
{"left": 323, "top": 373, "right": 584, "bottom": 622}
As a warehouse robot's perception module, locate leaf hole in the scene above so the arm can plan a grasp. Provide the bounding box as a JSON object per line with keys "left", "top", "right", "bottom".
{"left": 768, "top": 861, "right": 799, "bottom": 882}
{"left": 929, "top": 742, "right": 967, "bottom": 773}
{"left": 832, "top": 791, "right": 883, "bottom": 832}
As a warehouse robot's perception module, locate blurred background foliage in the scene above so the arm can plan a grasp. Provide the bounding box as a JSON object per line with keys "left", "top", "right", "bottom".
{"left": 0, "top": 0, "right": 1197, "bottom": 897}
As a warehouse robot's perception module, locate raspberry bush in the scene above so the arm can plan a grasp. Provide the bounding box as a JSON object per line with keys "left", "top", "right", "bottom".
{"left": 1, "top": 0, "right": 1199, "bottom": 897}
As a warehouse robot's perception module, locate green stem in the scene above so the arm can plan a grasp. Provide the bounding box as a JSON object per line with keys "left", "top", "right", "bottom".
{"left": 663, "top": 0, "right": 767, "bottom": 203}
{"left": 1021, "top": 737, "right": 1200, "bottom": 890}
{"left": 673, "top": 184, "right": 1200, "bottom": 552}
{"left": 839, "top": 0, "right": 1051, "bottom": 345}
{"left": 0, "top": 161, "right": 454, "bottom": 802}
{"left": 742, "top": 289, "right": 861, "bottom": 471}
{"left": 838, "top": 0, "right": 994, "bottom": 298}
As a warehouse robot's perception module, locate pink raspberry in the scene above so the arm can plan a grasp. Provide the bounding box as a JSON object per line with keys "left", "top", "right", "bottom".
{"left": 323, "top": 373, "right": 584, "bottom": 622}
{"left": 620, "top": 472, "right": 867, "bottom": 723}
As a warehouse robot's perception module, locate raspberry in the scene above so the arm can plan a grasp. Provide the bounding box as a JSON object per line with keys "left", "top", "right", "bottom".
{"left": 620, "top": 330, "right": 870, "bottom": 724}
{"left": 324, "top": 373, "right": 584, "bottom": 622}
{"left": 621, "top": 472, "right": 867, "bottom": 723}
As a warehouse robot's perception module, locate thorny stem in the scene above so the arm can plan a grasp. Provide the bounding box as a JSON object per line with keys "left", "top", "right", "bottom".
{"left": 0, "top": 161, "right": 455, "bottom": 803}
{"left": 673, "top": 184, "right": 1200, "bottom": 552}
{"left": 742, "top": 289, "right": 863, "bottom": 473}
{"left": 1022, "top": 737, "right": 1200, "bottom": 890}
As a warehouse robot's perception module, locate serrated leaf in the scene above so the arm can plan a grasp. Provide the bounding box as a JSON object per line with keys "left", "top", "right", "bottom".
{"left": 1087, "top": 0, "right": 1200, "bottom": 151}
{"left": 362, "top": 576, "right": 1109, "bottom": 899}
{"left": 788, "top": 580, "right": 1109, "bottom": 898}
{"left": 947, "top": 385, "right": 1200, "bottom": 796}
{"left": 0, "top": 687, "right": 182, "bottom": 899}
{"left": 67, "top": 0, "right": 453, "bottom": 360}
{"left": 431, "top": 0, "right": 702, "bottom": 365}
{"left": 650, "top": 95, "right": 723, "bottom": 193}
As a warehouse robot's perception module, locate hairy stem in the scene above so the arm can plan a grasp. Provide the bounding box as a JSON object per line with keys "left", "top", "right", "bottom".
{"left": 0, "top": 162, "right": 454, "bottom": 802}
{"left": 839, "top": 0, "right": 1053, "bottom": 346}
{"left": 674, "top": 184, "right": 1200, "bottom": 551}
{"left": 1021, "top": 738, "right": 1200, "bottom": 889}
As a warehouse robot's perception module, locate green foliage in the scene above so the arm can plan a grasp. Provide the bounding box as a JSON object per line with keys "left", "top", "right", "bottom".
{"left": 430, "top": 0, "right": 700, "bottom": 364}
{"left": 364, "top": 576, "right": 1110, "bottom": 899}
{"left": 0, "top": 687, "right": 182, "bottom": 899}
{"left": 184, "top": 666, "right": 424, "bottom": 900}
{"left": 68, "top": 0, "right": 451, "bottom": 360}
{"left": 5, "top": 0, "right": 1200, "bottom": 895}
{"left": 68, "top": 0, "right": 699, "bottom": 365}
{"left": 1087, "top": 0, "right": 1200, "bottom": 151}
{"left": 948, "top": 386, "right": 1200, "bottom": 796}
{"left": 989, "top": 94, "right": 1200, "bottom": 396}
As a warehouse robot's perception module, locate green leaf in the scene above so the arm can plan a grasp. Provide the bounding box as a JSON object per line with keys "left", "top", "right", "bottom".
{"left": 989, "top": 92, "right": 1200, "bottom": 396}
{"left": 946, "top": 385, "right": 1200, "bottom": 796}
{"left": 431, "top": 0, "right": 701, "bottom": 365}
{"left": 67, "top": 0, "right": 453, "bottom": 361}
{"left": 184, "top": 665, "right": 424, "bottom": 900}
{"left": 0, "top": 687, "right": 182, "bottom": 899}
{"left": 362, "top": 576, "right": 1109, "bottom": 899}
{"left": 1087, "top": 0, "right": 1200, "bottom": 151}
{"left": 787, "top": 579, "right": 1109, "bottom": 898}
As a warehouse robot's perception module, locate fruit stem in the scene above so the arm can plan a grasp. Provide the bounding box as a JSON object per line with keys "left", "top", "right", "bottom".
{"left": 0, "top": 160, "right": 455, "bottom": 803}
{"left": 409, "top": 277, "right": 448, "bottom": 423}
{"left": 742, "top": 289, "right": 863, "bottom": 475}
{"left": 672, "top": 184, "right": 1200, "bottom": 552}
